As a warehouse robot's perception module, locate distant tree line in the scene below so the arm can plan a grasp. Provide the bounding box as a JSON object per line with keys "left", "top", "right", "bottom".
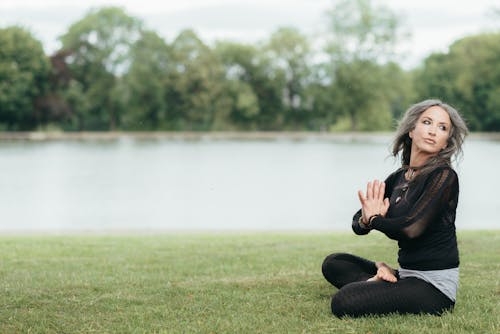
{"left": 1, "top": 0, "right": 499, "bottom": 132}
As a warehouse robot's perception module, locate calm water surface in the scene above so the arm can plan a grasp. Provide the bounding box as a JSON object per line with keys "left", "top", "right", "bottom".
{"left": 0, "top": 136, "right": 497, "bottom": 231}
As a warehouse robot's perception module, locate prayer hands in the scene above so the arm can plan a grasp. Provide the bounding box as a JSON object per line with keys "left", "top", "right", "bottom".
{"left": 357, "top": 179, "right": 390, "bottom": 225}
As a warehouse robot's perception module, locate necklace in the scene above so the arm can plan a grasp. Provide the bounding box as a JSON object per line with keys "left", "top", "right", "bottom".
{"left": 406, "top": 168, "right": 416, "bottom": 181}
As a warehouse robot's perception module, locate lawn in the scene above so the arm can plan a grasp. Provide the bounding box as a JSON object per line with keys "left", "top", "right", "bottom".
{"left": 0, "top": 231, "right": 498, "bottom": 333}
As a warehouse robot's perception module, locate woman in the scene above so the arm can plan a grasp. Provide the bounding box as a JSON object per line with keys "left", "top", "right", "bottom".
{"left": 322, "top": 99, "right": 468, "bottom": 317}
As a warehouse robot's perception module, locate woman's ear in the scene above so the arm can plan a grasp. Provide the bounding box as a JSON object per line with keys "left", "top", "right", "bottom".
{"left": 408, "top": 131, "right": 413, "bottom": 139}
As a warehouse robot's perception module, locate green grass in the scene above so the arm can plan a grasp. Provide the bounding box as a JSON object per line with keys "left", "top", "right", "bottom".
{"left": 0, "top": 231, "right": 498, "bottom": 333}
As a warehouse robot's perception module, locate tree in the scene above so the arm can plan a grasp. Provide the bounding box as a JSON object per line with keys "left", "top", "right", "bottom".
{"left": 167, "top": 29, "right": 228, "bottom": 130}
{"left": 325, "top": 0, "right": 401, "bottom": 63}
{"left": 0, "top": 26, "right": 50, "bottom": 130}
{"left": 214, "top": 41, "right": 260, "bottom": 129}
{"left": 58, "top": 6, "right": 143, "bottom": 130}
{"left": 263, "top": 27, "right": 312, "bottom": 129}
{"left": 323, "top": 0, "right": 406, "bottom": 131}
{"left": 215, "top": 40, "right": 285, "bottom": 130}
{"left": 121, "top": 30, "right": 171, "bottom": 130}
{"left": 415, "top": 33, "right": 500, "bottom": 131}
{"left": 329, "top": 60, "right": 393, "bottom": 131}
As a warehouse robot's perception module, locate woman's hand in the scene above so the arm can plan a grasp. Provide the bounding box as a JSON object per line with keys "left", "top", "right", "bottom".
{"left": 367, "top": 262, "right": 397, "bottom": 283}
{"left": 357, "top": 179, "right": 390, "bottom": 224}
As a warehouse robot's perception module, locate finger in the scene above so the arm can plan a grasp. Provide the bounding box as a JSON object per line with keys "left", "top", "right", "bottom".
{"left": 357, "top": 190, "right": 365, "bottom": 205}
{"left": 379, "top": 182, "right": 386, "bottom": 200}
{"left": 373, "top": 180, "right": 380, "bottom": 199}
{"left": 366, "top": 181, "right": 372, "bottom": 200}
{"left": 384, "top": 198, "right": 390, "bottom": 210}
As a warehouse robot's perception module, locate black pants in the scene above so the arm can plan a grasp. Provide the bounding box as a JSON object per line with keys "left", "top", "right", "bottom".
{"left": 321, "top": 253, "right": 454, "bottom": 318}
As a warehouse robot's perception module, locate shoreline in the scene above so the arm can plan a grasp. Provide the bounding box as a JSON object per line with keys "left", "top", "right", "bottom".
{"left": 0, "top": 228, "right": 496, "bottom": 236}
{"left": 0, "top": 131, "right": 499, "bottom": 141}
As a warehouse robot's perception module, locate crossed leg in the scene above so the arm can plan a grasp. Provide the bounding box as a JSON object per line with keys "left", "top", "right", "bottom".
{"left": 322, "top": 253, "right": 454, "bottom": 317}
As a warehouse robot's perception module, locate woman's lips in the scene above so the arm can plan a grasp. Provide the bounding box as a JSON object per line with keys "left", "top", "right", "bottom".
{"left": 424, "top": 138, "right": 436, "bottom": 144}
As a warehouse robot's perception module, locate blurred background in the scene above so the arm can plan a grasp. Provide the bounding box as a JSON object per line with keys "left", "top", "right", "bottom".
{"left": 0, "top": 0, "right": 499, "bottom": 232}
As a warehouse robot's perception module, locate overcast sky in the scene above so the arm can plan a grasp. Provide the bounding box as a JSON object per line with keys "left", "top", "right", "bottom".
{"left": 1, "top": 0, "right": 498, "bottom": 69}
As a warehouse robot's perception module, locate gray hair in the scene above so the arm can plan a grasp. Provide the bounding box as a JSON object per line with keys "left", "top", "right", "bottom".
{"left": 392, "top": 99, "right": 468, "bottom": 179}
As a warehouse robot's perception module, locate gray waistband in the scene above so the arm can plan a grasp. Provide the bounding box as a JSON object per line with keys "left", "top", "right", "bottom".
{"left": 398, "top": 267, "right": 459, "bottom": 302}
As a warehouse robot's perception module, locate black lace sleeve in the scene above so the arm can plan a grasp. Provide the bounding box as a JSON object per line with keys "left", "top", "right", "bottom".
{"left": 352, "top": 169, "right": 401, "bottom": 235}
{"left": 370, "top": 167, "right": 458, "bottom": 240}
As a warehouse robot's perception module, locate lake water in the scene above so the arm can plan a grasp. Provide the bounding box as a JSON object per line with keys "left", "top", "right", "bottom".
{"left": 0, "top": 135, "right": 498, "bottom": 232}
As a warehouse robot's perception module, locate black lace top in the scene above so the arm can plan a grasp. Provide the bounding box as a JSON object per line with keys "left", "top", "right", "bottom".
{"left": 352, "top": 166, "right": 460, "bottom": 270}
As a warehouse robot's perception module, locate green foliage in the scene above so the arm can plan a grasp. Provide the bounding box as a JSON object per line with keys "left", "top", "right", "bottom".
{"left": 167, "top": 29, "right": 229, "bottom": 130}
{"left": 264, "top": 27, "right": 313, "bottom": 129}
{"left": 0, "top": 26, "right": 50, "bottom": 130}
{"left": 322, "top": 0, "right": 409, "bottom": 131}
{"left": 0, "top": 231, "right": 498, "bottom": 333}
{"left": 58, "top": 6, "right": 143, "bottom": 130}
{"left": 385, "top": 63, "right": 416, "bottom": 122}
{"left": 213, "top": 42, "right": 260, "bottom": 130}
{"left": 415, "top": 33, "right": 500, "bottom": 131}
{"left": 215, "top": 39, "right": 289, "bottom": 130}
{"left": 1, "top": 3, "right": 499, "bottom": 132}
{"left": 121, "top": 30, "right": 171, "bottom": 130}
{"left": 329, "top": 61, "right": 391, "bottom": 131}
{"left": 59, "top": 6, "right": 142, "bottom": 76}
{"left": 325, "top": 0, "right": 401, "bottom": 63}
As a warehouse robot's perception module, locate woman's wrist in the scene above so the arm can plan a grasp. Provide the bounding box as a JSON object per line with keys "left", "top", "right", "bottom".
{"left": 368, "top": 214, "right": 381, "bottom": 225}
{"left": 358, "top": 215, "right": 370, "bottom": 229}
{"left": 359, "top": 213, "right": 380, "bottom": 229}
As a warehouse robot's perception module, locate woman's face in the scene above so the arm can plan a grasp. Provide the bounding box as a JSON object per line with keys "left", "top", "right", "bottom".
{"left": 409, "top": 106, "right": 451, "bottom": 157}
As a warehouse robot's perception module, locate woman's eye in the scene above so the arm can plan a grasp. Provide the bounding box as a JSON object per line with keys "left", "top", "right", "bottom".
{"left": 439, "top": 125, "right": 447, "bottom": 131}
{"left": 423, "top": 120, "right": 431, "bottom": 125}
